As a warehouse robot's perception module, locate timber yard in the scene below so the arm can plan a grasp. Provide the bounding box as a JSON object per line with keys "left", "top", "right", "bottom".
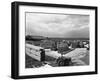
{"left": 25, "top": 35, "right": 89, "bottom": 68}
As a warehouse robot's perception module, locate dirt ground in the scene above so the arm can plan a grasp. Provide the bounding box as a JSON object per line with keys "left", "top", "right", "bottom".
{"left": 25, "top": 50, "right": 89, "bottom": 68}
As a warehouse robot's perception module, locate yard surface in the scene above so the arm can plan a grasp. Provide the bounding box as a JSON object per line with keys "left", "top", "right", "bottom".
{"left": 25, "top": 47, "right": 89, "bottom": 68}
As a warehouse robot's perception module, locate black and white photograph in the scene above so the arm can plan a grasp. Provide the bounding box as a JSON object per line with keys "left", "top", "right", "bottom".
{"left": 11, "top": 2, "right": 97, "bottom": 79}
{"left": 25, "top": 13, "right": 90, "bottom": 68}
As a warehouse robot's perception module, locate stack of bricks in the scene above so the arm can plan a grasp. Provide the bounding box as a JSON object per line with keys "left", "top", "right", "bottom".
{"left": 57, "top": 42, "right": 70, "bottom": 53}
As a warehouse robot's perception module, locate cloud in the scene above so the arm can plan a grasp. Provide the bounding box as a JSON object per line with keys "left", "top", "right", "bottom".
{"left": 26, "top": 13, "right": 89, "bottom": 38}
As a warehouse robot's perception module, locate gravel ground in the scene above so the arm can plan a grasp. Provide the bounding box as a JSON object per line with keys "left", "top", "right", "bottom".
{"left": 25, "top": 49, "right": 89, "bottom": 68}
{"left": 79, "top": 51, "right": 89, "bottom": 65}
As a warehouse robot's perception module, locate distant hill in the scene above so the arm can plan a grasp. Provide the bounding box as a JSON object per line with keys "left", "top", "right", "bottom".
{"left": 26, "top": 35, "right": 46, "bottom": 41}
{"left": 26, "top": 35, "right": 89, "bottom": 41}
{"left": 47, "top": 37, "right": 89, "bottom": 40}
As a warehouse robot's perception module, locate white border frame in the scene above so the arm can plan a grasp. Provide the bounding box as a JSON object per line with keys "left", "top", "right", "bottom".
{"left": 19, "top": 5, "right": 95, "bottom": 76}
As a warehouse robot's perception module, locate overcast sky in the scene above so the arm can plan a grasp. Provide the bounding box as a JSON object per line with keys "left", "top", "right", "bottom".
{"left": 26, "top": 12, "right": 89, "bottom": 38}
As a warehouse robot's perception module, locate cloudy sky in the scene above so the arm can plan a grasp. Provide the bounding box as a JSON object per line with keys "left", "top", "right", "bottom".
{"left": 26, "top": 12, "right": 89, "bottom": 38}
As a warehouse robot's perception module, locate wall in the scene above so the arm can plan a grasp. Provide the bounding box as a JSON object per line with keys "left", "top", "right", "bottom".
{"left": 0, "top": 0, "right": 99, "bottom": 81}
